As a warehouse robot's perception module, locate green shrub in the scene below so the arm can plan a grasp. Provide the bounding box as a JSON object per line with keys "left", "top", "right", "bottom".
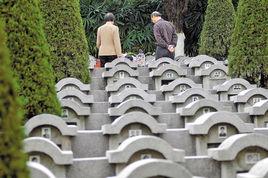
{"left": 80, "top": 0, "right": 163, "bottom": 56}
{"left": 0, "top": 19, "right": 29, "bottom": 178}
{"left": 40, "top": 0, "right": 89, "bottom": 83}
{"left": 228, "top": 0, "right": 268, "bottom": 87}
{"left": 199, "top": 0, "right": 235, "bottom": 60}
{"left": 0, "top": 0, "right": 61, "bottom": 119}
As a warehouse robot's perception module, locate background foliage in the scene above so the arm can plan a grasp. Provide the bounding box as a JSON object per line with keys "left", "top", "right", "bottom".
{"left": 80, "top": 0, "right": 210, "bottom": 57}
{"left": 0, "top": 0, "right": 61, "bottom": 119}
{"left": 228, "top": 0, "right": 268, "bottom": 87}
{"left": 183, "top": 0, "right": 208, "bottom": 56}
{"left": 80, "top": 0, "right": 163, "bottom": 56}
{"left": 163, "top": 0, "right": 188, "bottom": 32}
{"left": 199, "top": 0, "right": 235, "bottom": 60}
{"left": 40, "top": 0, "right": 90, "bottom": 83}
{"left": 0, "top": 19, "right": 29, "bottom": 178}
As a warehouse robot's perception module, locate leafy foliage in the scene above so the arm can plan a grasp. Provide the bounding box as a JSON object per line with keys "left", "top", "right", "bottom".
{"left": 80, "top": 0, "right": 163, "bottom": 56}
{"left": 199, "top": 0, "right": 235, "bottom": 60}
{"left": 228, "top": 0, "right": 268, "bottom": 87}
{"left": 0, "top": 0, "right": 61, "bottom": 119}
{"left": 0, "top": 19, "right": 29, "bottom": 178}
{"left": 40, "top": 0, "right": 89, "bottom": 83}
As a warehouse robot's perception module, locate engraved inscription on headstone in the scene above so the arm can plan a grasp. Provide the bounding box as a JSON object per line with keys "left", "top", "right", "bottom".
{"left": 245, "top": 153, "right": 260, "bottom": 164}
{"left": 29, "top": 155, "right": 40, "bottom": 163}
{"left": 140, "top": 154, "right": 152, "bottom": 160}
{"left": 192, "top": 96, "right": 199, "bottom": 102}
{"left": 128, "top": 129, "right": 142, "bottom": 137}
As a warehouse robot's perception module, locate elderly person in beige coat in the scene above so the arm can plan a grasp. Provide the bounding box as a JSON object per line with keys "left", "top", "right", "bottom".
{"left": 96, "top": 13, "right": 122, "bottom": 67}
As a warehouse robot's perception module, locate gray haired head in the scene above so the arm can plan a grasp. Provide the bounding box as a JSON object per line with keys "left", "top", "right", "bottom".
{"left": 104, "top": 13, "right": 115, "bottom": 22}
{"left": 151, "top": 11, "right": 162, "bottom": 18}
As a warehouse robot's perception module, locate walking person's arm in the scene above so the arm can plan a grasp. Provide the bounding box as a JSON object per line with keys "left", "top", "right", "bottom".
{"left": 113, "top": 27, "right": 122, "bottom": 57}
{"left": 168, "top": 24, "right": 178, "bottom": 53}
{"left": 96, "top": 28, "right": 101, "bottom": 49}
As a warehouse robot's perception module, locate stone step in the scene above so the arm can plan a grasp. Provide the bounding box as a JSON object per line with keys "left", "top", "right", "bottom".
{"left": 71, "top": 129, "right": 195, "bottom": 158}
{"left": 91, "top": 102, "right": 109, "bottom": 113}
{"left": 148, "top": 90, "right": 165, "bottom": 101}
{"left": 71, "top": 131, "right": 108, "bottom": 158}
{"left": 91, "top": 68, "right": 106, "bottom": 78}
{"left": 137, "top": 66, "right": 150, "bottom": 76}
{"left": 86, "top": 113, "right": 111, "bottom": 130}
{"left": 90, "top": 77, "right": 106, "bottom": 90}
{"left": 154, "top": 101, "right": 176, "bottom": 113}
{"left": 138, "top": 76, "right": 154, "bottom": 90}
{"left": 90, "top": 90, "right": 108, "bottom": 102}
{"left": 158, "top": 113, "right": 184, "bottom": 128}
{"left": 185, "top": 156, "right": 220, "bottom": 178}
{"left": 236, "top": 112, "right": 252, "bottom": 123}
{"left": 67, "top": 156, "right": 218, "bottom": 178}
{"left": 67, "top": 158, "right": 113, "bottom": 178}
{"left": 186, "top": 75, "right": 202, "bottom": 85}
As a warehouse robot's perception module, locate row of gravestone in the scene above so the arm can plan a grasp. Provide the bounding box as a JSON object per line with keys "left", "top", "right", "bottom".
{"left": 24, "top": 55, "right": 268, "bottom": 178}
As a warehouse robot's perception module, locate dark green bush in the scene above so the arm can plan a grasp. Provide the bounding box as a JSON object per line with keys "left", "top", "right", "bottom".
{"left": 0, "top": 19, "right": 29, "bottom": 178}
{"left": 228, "top": 0, "right": 268, "bottom": 87}
{"left": 183, "top": 0, "right": 208, "bottom": 56}
{"left": 80, "top": 0, "right": 163, "bottom": 56}
{"left": 40, "top": 0, "right": 89, "bottom": 83}
{"left": 0, "top": 0, "right": 61, "bottom": 119}
{"left": 199, "top": 0, "right": 235, "bottom": 60}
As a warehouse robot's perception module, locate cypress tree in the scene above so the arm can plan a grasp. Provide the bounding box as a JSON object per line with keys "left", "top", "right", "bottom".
{"left": 40, "top": 0, "right": 89, "bottom": 83}
{"left": 228, "top": 0, "right": 268, "bottom": 87}
{"left": 0, "top": 0, "right": 61, "bottom": 119}
{"left": 199, "top": 0, "right": 235, "bottom": 60}
{"left": 0, "top": 19, "right": 29, "bottom": 178}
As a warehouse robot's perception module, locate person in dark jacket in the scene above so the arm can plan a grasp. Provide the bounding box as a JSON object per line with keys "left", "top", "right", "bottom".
{"left": 151, "top": 11, "right": 178, "bottom": 60}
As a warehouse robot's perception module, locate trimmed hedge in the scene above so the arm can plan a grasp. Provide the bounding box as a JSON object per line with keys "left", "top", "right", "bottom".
{"left": 199, "top": 0, "right": 235, "bottom": 60}
{"left": 228, "top": 0, "right": 268, "bottom": 87}
{"left": 0, "top": 0, "right": 61, "bottom": 119}
{"left": 0, "top": 19, "right": 29, "bottom": 178}
{"left": 40, "top": 0, "right": 89, "bottom": 83}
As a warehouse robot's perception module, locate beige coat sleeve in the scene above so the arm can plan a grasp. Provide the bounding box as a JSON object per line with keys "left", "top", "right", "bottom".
{"left": 96, "top": 28, "right": 101, "bottom": 49}
{"left": 113, "top": 26, "right": 122, "bottom": 57}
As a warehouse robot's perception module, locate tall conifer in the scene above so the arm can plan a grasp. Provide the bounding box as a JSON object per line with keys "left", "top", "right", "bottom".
{"left": 0, "top": 0, "right": 61, "bottom": 119}
{"left": 0, "top": 19, "right": 29, "bottom": 178}
{"left": 199, "top": 0, "right": 235, "bottom": 60}
{"left": 228, "top": 0, "right": 267, "bottom": 86}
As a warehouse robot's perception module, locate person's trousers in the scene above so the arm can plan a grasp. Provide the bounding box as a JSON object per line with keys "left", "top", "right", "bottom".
{"left": 155, "top": 46, "right": 175, "bottom": 60}
{"left": 99, "top": 55, "right": 117, "bottom": 67}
